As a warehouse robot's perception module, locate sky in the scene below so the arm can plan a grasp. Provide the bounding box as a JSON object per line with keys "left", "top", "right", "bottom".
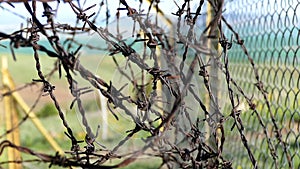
{"left": 0, "top": 0, "right": 298, "bottom": 32}
{"left": 0, "top": 0, "right": 191, "bottom": 54}
{"left": 0, "top": 1, "right": 119, "bottom": 31}
{"left": 0, "top": 0, "right": 181, "bottom": 32}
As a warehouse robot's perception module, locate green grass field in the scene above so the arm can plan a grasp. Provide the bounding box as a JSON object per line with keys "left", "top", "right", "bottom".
{"left": 0, "top": 46, "right": 299, "bottom": 169}
{"left": 0, "top": 52, "right": 163, "bottom": 168}
{"left": 220, "top": 61, "right": 300, "bottom": 168}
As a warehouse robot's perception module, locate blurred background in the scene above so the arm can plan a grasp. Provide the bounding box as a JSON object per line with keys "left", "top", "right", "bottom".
{"left": 0, "top": 0, "right": 299, "bottom": 169}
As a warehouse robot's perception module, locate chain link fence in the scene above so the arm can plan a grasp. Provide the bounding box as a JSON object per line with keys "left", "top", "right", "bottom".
{"left": 0, "top": 0, "right": 299, "bottom": 168}
{"left": 215, "top": 0, "right": 300, "bottom": 168}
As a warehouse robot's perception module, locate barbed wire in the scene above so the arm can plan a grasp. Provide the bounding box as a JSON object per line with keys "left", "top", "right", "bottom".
{"left": 0, "top": 0, "right": 298, "bottom": 169}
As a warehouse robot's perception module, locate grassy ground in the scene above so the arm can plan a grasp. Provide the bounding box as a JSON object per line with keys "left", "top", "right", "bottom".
{"left": 0, "top": 52, "right": 162, "bottom": 168}
{"left": 221, "top": 62, "right": 300, "bottom": 168}
{"left": 1, "top": 50, "right": 299, "bottom": 168}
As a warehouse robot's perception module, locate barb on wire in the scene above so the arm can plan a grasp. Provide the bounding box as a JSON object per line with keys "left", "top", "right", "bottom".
{"left": 0, "top": 0, "right": 296, "bottom": 169}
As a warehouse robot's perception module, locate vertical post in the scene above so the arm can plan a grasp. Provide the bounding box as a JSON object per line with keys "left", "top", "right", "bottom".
{"left": 99, "top": 91, "right": 108, "bottom": 140}
{"left": 145, "top": 0, "right": 174, "bottom": 132}
{"left": 206, "top": 0, "right": 222, "bottom": 152}
{"left": 2, "top": 57, "right": 23, "bottom": 169}
{"left": 205, "top": 0, "right": 213, "bottom": 104}
{"left": 205, "top": 0, "right": 213, "bottom": 146}
{"left": 2, "top": 57, "right": 64, "bottom": 155}
{"left": 207, "top": 1, "right": 221, "bottom": 122}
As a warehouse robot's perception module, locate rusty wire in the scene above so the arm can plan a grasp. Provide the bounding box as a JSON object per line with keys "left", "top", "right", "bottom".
{"left": 0, "top": 0, "right": 299, "bottom": 169}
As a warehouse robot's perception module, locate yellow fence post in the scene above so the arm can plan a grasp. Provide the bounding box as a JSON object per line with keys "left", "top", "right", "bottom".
{"left": 12, "top": 91, "right": 65, "bottom": 155}
{"left": 205, "top": 0, "right": 213, "bottom": 142}
{"left": 1, "top": 57, "right": 64, "bottom": 156}
{"left": 206, "top": 0, "right": 222, "bottom": 153}
{"left": 2, "top": 56, "right": 22, "bottom": 169}
{"left": 145, "top": 0, "right": 174, "bottom": 132}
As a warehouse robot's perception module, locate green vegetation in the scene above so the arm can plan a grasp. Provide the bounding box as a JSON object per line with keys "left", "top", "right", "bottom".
{"left": 36, "top": 103, "right": 57, "bottom": 118}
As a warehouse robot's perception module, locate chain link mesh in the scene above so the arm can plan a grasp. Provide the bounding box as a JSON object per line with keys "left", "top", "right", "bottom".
{"left": 0, "top": 0, "right": 299, "bottom": 168}
{"left": 217, "top": 0, "right": 300, "bottom": 168}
